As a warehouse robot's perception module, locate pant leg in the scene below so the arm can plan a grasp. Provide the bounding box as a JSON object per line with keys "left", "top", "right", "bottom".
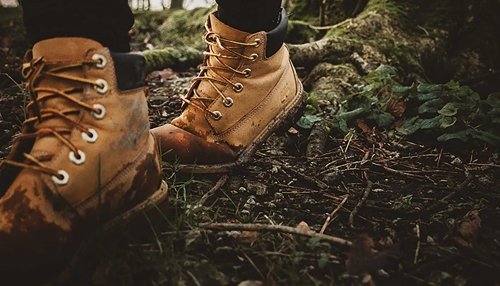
{"left": 215, "top": 0, "right": 282, "bottom": 33}
{"left": 19, "top": 0, "right": 134, "bottom": 52}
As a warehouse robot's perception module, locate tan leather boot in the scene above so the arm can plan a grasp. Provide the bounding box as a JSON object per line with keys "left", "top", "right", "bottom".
{"left": 0, "top": 38, "right": 167, "bottom": 283}
{"left": 152, "top": 9, "right": 304, "bottom": 173}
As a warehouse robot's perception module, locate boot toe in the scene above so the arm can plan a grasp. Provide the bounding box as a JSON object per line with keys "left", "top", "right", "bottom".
{"left": 152, "top": 124, "right": 237, "bottom": 165}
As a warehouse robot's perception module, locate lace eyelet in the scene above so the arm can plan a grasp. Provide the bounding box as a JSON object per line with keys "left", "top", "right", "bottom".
{"left": 250, "top": 53, "right": 259, "bottom": 61}
{"left": 212, "top": 111, "right": 222, "bottom": 121}
{"left": 254, "top": 38, "right": 262, "bottom": 47}
{"left": 82, "top": 128, "right": 98, "bottom": 143}
{"left": 69, "top": 150, "right": 86, "bottom": 165}
{"left": 92, "top": 104, "right": 106, "bottom": 120}
{"left": 95, "top": 79, "right": 109, "bottom": 94}
{"left": 233, "top": 83, "right": 244, "bottom": 93}
{"left": 223, "top": 97, "right": 234, "bottom": 108}
{"left": 92, "top": 54, "right": 107, "bottom": 69}
{"left": 243, "top": 68, "right": 252, "bottom": 78}
{"left": 52, "top": 170, "right": 69, "bottom": 185}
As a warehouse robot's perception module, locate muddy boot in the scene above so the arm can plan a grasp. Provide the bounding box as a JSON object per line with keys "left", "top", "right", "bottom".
{"left": 0, "top": 38, "right": 167, "bottom": 283}
{"left": 152, "top": 9, "right": 304, "bottom": 173}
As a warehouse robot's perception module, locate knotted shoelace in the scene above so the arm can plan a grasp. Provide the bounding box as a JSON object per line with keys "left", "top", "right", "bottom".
{"left": 181, "top": 22, "right": 261, "bottom": 120}
{"left": 0, "top": 55, "right": 106, "bottom": 180}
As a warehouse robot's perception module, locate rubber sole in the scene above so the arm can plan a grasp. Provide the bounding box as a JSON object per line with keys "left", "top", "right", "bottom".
{"left": 47, "top": 180, "right": 168, "bottom": 285}
{"left": 175, "top": 78, "right": 306, "bottom": 174}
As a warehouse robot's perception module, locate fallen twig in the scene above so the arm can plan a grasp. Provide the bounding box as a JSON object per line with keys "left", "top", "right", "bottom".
{"left": 276, "top": 161, "right": 329, "bottom": 189}
{"left": 414, "top": 223, "right": 421, "bottom": 264}
{"left": 349, "top": 180, "right": 374, "bottom": 228}
{"left": 198, "top": 175, "right": 229, "bottom": 206}
{"left": 199, "top": 223, "right": 352, "bottom": 247}
{"left": 320, "top": 195, "right": 349, "bottom": 234}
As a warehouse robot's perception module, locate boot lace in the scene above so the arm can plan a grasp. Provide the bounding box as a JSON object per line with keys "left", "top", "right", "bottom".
{"left": 181, "top": 23, "right": 261, "bottom": 121}
{"left": 0, "top": 54, "right": 109, "bottom": 185}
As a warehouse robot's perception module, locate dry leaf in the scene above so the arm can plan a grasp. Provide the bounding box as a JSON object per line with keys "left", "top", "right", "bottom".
{"left": 386, "top": 97, "right": 406, "bottom": 118}
{"left": 356, "top": 118, "right": 372, "bottom": 134}
{"left": 451, "top": 210, "right": 481, "bottom": 249}
{"left": 239, "top": 231, "right": 258, "bottom": 244}
{"left": 296, "top": 221, "right": 311, "bottom": 232}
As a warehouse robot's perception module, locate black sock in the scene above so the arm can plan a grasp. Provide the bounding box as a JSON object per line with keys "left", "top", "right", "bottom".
{"left": 19, "top": 0, "right": 133, "bottom": 52}
{"left": 215, "top": 0, "right": 282, "bottom": 33}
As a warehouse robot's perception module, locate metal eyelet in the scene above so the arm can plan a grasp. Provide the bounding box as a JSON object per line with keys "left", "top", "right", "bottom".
{"left": 82, "top": 128, "right": 98, "bottom": 143}
{"left": 254, "top": 38, "right": 262, "bottom": 47}
{"left": 52, "top": 170, "right": 69, "bottom": 185}
{"left": 250, "top": 53, "right": 259, "bottom": 61}
{"left": 92, "top": 104, "right": 106, "bottom": 120}
{"left": 243, "top": 68, "right": 252, "bottom": 78}
{"left": 69, "top": 150, "right": 86, "bottom": 165}
{"left": 223, "top": 97, "right": 234, "bottom": 108}
{"left": 233, "top": 83, "right": 244, "bottom": 93}
{"left": 94, "top": 79, "right": 109, "bottom": 94}
{"left": 92, "top": 54, "right": 107, "bottom": 69}
{"left": 212, "top": 111, "right": 222, "bottom": 121}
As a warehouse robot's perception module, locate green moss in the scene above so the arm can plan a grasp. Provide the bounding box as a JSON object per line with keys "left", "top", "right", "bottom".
{"left": 287, "top": 20, "right": 319, "bottom": 44}
{"left": 134, "top": 7, "right": 211, "bottom": 49}
{"left": 362, "top": 0, "right": 407, "bottom": 18}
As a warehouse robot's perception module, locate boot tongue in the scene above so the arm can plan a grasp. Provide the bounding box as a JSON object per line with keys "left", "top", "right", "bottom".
{"left": 197, "top": 14, "right": 252, "bottom": 100}
{"left": 30, "top": 38, "right": 105, "bottom": 161}
{"left": 32, "top": 37, "right": 103, "bottom": 63}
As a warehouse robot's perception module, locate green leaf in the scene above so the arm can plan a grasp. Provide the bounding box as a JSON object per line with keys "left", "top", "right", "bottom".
{"left": 297, "top": 114, "right": 322, "bottom": 129}
{"left": 396, "top": 117, "right": 420, "bottom": 135}
{"left": 437, "top": 131, "right": 469, "bottom": 142}
{"left": 418, "top": 98, "right": 443, "bottom": 114}
{"left": 419, "top": 117, "right": 442, "bottom": 130}
{"left": 368, "top": 111, "right": 395, "bottom": 128}
{"left": 438, "top": 103, "right": 458, "bottom": 116}
{"left": 440, "top": 116, "right": 457, "bottom": 128}
{"left": 470, "top": 130, "right": 500, "bottom": 147}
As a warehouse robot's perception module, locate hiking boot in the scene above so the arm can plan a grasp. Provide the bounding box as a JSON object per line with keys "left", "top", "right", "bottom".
{"left": 0, "top": 37, "right": 167, "bottom": 283}
{"left": 152, "top": 9, "right": 304, "bottom": 173}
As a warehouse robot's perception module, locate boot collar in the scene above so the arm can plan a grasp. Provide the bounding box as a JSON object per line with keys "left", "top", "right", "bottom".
{"left": 266, "top": 8, "right": 288, "bottom": 58}
{"left": 210, "top": 8, "right": 288, "bottom": 58}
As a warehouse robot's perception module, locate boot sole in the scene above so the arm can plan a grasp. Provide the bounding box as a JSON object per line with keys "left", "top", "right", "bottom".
{"left": 47, "top": 180, "right": 168, "bottom": 285}
{"left": 177, "top": 78, "right": 306, "bottom": 174}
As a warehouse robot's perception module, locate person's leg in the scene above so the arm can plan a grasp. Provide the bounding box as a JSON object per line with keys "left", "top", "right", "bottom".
{"left": 0, "top": 1, "right": 167, "bottom": 282}
{"left": 215, "top": 0, "right": 282, "bottom": 33}
{"left": 152, "top": 0, "right": 304, "bottom": 173}
{"left": 19, "top": 0, "right": 134, "bottom": 52}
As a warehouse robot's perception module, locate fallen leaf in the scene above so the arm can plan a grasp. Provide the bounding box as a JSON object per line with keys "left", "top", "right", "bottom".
{"left": 451, "top": 210, "right": 481, "bottom": 249}
{"left": 239, "top": 231, "right": 258, "bottom": 244}
{"left": 356, "top": 118, "right": 372, "bottom": 134}
{"left": 296, "top": 221, "right": 311, "bottom": 232}
{"left": 287, "top": 127, "right": 299, "bottom": 135}
{"left": 386, "top": 97, "right": 406, "bottom": 117}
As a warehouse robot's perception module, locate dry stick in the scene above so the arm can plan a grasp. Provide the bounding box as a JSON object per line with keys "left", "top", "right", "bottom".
{"left": 372, "top": 163, "right": 427, "bottom": 180}
{"left": 348, "top": 180, "right": 374, "bottom": 228}
{"left": 423, "top": 174, "right": 474, "bottom": 213}
{"left": 414, "top": 223, "right": 421, "bottom": 264}
{"left": 199, "top": 223, "right": 352, "bottom": 247}
{"left": 320, "top": 195, "right": 349, "bottom": 234}
{"left": 278, "top": 162, "right": 329, "bottom": 189}
{"left": 440, "top": 174, "right": 474, "bottom": 202}
{"left": 198, "top": 175, "right": 229, "bottom": 206}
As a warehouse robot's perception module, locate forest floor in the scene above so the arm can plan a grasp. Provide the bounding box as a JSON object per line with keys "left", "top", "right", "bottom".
{"left": 1, "top": 7, "right": 500, "bottom": 286}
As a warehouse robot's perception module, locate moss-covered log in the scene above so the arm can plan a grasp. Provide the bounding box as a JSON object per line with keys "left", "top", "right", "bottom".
{"left": 142, "top": 47, "right": 203, "bottom": 73}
